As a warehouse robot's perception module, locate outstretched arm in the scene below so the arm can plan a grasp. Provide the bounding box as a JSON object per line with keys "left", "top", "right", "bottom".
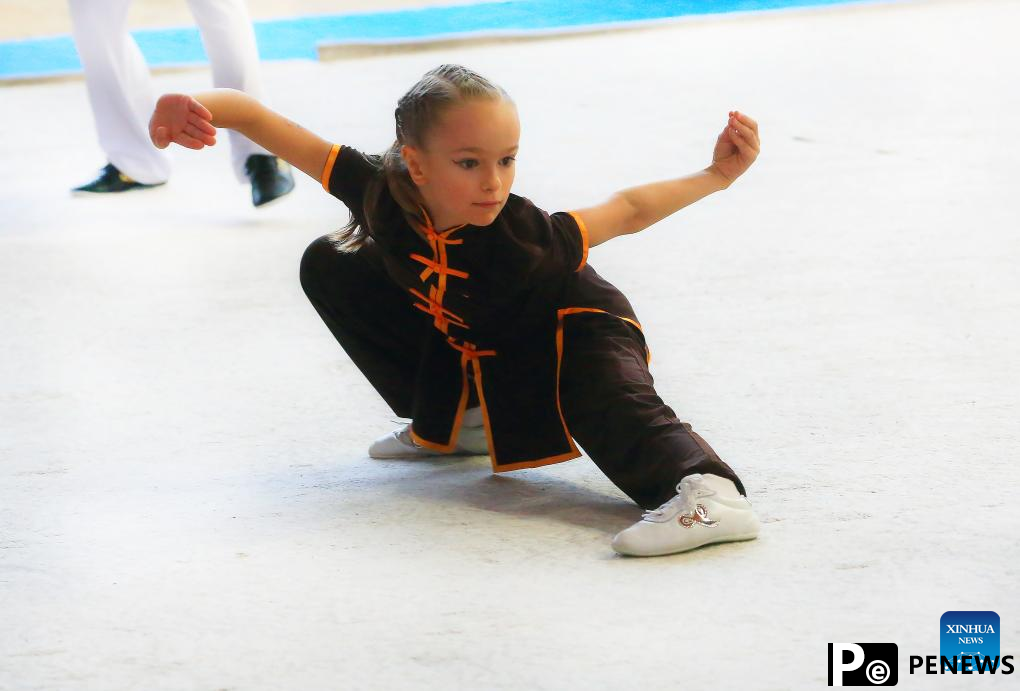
{"left": 149, "top": 89, "right": 334, "bottom": 181}
{"left": 573, "top": 111, "right": 761, "bottom": 247}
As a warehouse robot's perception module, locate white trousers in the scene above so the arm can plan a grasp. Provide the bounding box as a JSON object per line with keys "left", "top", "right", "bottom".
{"left": 68, "top": 0, "right": 269, "bottom": 184}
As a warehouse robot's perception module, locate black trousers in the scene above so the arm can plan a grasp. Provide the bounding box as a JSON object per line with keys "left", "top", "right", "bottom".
{"left": 299, "top": 236, "right": 747, "bottom": 510}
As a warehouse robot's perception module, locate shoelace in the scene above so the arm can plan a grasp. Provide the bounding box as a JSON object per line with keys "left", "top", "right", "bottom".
{"left": 641, "top": 477, "right": 712, "bottom": 522}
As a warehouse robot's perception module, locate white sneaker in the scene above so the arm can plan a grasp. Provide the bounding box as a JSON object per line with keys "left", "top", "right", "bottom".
{"left": 368, "top": 409, "right": 489, "bottom": 459}
{"left": 611, "top": 474, "right": 760, "bottom": 557}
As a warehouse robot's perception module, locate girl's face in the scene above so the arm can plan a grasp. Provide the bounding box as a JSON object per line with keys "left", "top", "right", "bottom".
{"left": 403, "top": 98, "right": 520, "bottom": 230}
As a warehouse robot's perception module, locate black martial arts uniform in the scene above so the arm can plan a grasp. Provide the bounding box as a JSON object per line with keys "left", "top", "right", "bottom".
{"left": 299, "top": 144, "right": 746, "bottom": 510}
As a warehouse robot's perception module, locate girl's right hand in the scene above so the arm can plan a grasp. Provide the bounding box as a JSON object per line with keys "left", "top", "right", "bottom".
{"left": 708, "top": 110, "right": 760, "bottom": 187}
{"left": 149, "top": 94, "right": 218, "bottom": 150}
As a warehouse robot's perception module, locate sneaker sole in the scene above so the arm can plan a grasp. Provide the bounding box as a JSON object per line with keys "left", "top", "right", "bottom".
{"left": 613, "top": 530, "right": 760, "bottom": 557}
{"left": 369, "top": 449, "right": 490, "bottom": 460}
{"left": 71, "top": 184, "right": 166, "bottom": 196}
{"left": 252, "top": 189, "right": 294, "bottom": 209}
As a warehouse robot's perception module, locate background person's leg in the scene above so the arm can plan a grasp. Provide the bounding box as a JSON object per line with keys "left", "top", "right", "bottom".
{"left": 68, "top": 0, "right": 171, "bottom": 184}
{"left": 186, "top": 0, "right": 271, "bottom": 183}
{"left": 559, "top": 312, "right": 747, "bottom": 510}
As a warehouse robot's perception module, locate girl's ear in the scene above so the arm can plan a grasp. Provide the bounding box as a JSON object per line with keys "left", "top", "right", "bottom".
{"left": 402, "top": 145, "right": 427, "bottom": 185}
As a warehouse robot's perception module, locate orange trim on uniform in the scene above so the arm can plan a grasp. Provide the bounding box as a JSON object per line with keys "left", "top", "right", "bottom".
{"left": 473, "top": 352, "right": 582, "bottom": 474}
{"left": 321, "top": 144, "right": 342, "bottom": 191}
{"left": 477, "top": 308, "right": 648, "bottom": 473}
{"left": 418, "top": 338, "right": 577, "bottom": 471}
{"left": 470, "top": 359, "right": 498, "bottom": 466}
{"left": 405, "top": 206, "right": 610, "bottom": 471}
{"left": 414, "top": 309, "right": 645, "bottom": 473}
{"left": 405, "top": 341, "right": 488, "bottom": 456}
{"left": 492, "top": 450, "right": 583, "bottom": 473}
{"left": 446, "top": 338, "right": 496, "bottom": 359}
{"left": 409, "top": 286, "right": 468, "bottom": 332}
{"left": 567, "top": 211, "right": 590, "bottom": 272}
{"left": 543, "top": 307, "right": 651, "bottom": 466}
{"left": 552, "top": 309, "right": 582, "bottom": 462}
{"left": 558, "top": 306, "right": 650, "bottom": 364}
{"left": 411, "top": 208, "right": 470, "bottom": 334}
{"left": 410, "top": 351, "right": 473, "bottom": 452}
{"left": 558, "top": 307, "right": 644, "bottom": 331}
{"left": 410, "top": 254, "right": 470, "bottom": 282}
{"left": 409, "top": 429, "right": 454, "bottom": 453}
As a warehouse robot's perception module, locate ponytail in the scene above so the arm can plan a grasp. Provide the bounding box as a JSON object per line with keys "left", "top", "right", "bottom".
{"left": 328, "top": 140, "right": 426, "bottom": 251}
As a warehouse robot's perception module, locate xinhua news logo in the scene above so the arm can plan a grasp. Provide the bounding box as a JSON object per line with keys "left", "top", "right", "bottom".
{"left": 940, "top": 610, "right": 999, "bottom": 672}
{"left": 828, "top": 643, "right": 898, "bottom": 686}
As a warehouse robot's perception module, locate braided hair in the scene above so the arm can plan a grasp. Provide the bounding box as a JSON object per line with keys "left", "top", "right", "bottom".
{"left": 332, "top": 64, "right": 511, "bottom": 250}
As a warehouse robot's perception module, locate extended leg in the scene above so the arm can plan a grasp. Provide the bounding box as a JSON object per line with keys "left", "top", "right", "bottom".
{"left": 559, "top": 311, "right": 747, "bottom": 510}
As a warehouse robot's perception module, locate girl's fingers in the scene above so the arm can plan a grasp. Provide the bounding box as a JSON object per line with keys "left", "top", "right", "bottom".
{"left": 187, "top": 114, "right": 217, "bottom": 136}
{"left": 176, "top": 133, "right": 206, "bottom": 150}
{"left": 730, "top": 127, "right": 748, "bottom": 150}
{"left": 730, "top": 120, "right": 760, "bottom": 152}
{"left": 720, "top": 127, "right": 738, "bottom": 151}
{"left": 183, "top": 123, "right": 216, "bottom": 146}
{"left": 731, "top": 110, "right": 758, "bottom": 132}
{"left": 730, "top": 127, "right": 758, "bottom": 159}
{"left": 189, "top": 99, "right": 213, "bottom": 121}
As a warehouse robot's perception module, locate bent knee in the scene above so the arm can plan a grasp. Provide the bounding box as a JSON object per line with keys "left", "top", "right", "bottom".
{"left": 299, "top": 235, "right": 343, "bottom": 295}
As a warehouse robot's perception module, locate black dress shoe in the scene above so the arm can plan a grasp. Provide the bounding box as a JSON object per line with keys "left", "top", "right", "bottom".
{"left": 245, "top": 154, "right": 295, "bottom": 208}
{"left": 71, "top": 163, "right": 165, "bottom": 194}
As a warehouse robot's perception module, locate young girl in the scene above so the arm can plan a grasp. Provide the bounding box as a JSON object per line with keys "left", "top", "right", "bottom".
{"left": 149, "top": 64, "right": 762, "bottom": 557}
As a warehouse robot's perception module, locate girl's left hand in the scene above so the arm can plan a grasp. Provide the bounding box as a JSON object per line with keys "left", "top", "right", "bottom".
{"left": 708, "top": 110, "right": 760, "bottom": 188}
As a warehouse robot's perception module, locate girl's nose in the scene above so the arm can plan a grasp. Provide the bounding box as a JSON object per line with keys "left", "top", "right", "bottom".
{"left": 482, "top": 169, "right": 501, "bottom": 192}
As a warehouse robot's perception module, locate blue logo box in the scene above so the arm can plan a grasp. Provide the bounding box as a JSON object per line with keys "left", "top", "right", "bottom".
{"left": 940, "top": 611, "right": 1000, "bottom": 672}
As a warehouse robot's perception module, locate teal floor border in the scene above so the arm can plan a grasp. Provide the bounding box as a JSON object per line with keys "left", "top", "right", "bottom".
{"left": 1, "top": 0, "right": 896, "bottom": 80}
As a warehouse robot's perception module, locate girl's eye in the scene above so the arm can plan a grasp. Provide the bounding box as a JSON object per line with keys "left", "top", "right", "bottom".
{"left": 454, "top": 159, "right": 479, "bottom": 169}
{"left": 500, "top": 156, "right": 517, "bottom": 166}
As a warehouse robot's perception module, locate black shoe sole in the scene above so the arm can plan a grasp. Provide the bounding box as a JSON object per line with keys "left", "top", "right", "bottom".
{"left": 70, "top": 182, "right": 166, "bottom": 196}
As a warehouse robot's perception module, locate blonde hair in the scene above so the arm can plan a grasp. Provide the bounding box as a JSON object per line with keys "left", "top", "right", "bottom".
{"left": 333, "top": 64, "right": 511, "bottom": 250}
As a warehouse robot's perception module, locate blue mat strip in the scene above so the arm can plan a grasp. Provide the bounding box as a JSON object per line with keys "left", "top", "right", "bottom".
{"left": 0, "top": 0, "right": 887, "bottom": 80}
